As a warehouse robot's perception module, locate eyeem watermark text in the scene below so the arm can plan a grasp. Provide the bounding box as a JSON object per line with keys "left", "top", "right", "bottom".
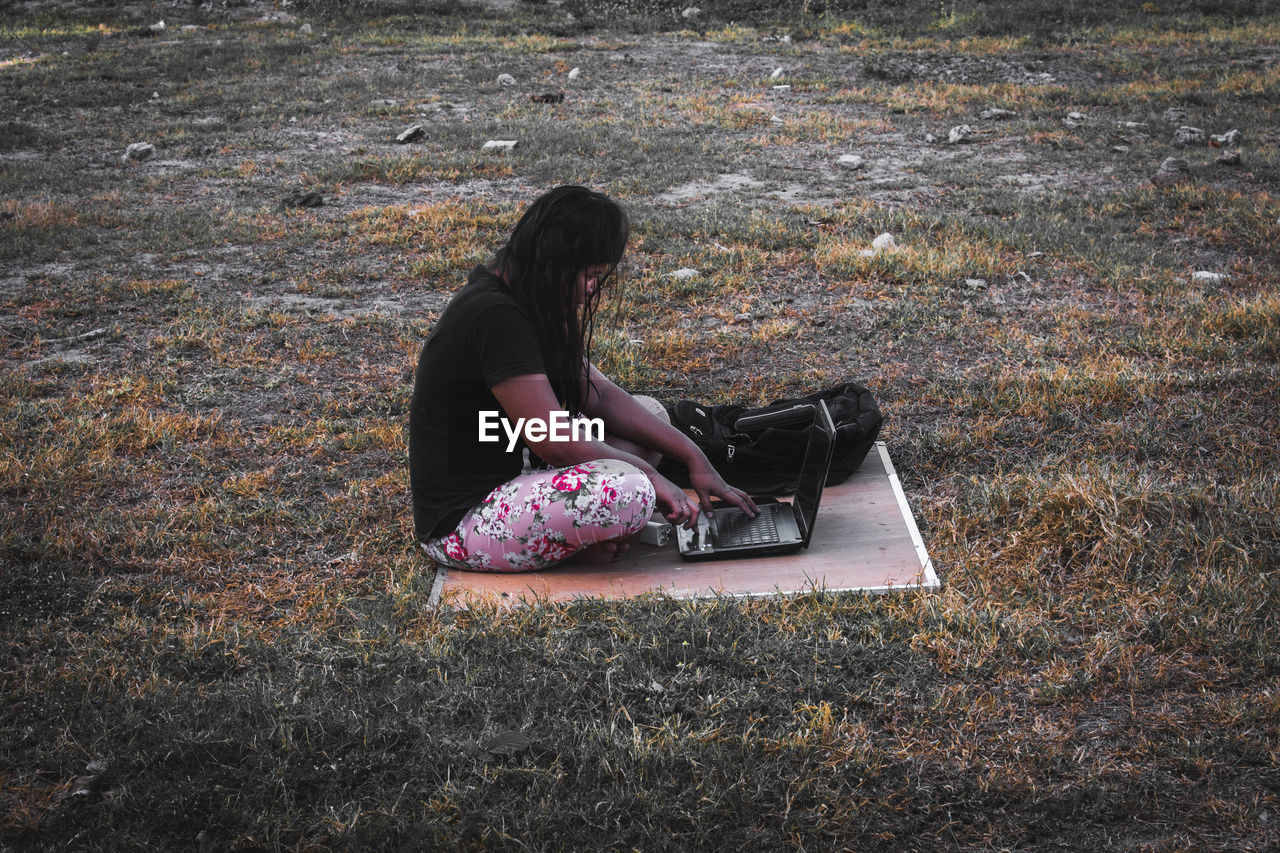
{"left": 478, "top": 410, "right": 605, "bottom": 452}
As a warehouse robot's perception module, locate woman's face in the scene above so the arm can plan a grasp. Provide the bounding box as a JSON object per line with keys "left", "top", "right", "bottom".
{"left": 575, "top": 263, "right": 612, "bottom": 306}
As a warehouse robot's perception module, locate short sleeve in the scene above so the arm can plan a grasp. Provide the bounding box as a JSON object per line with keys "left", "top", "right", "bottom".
{"left": 470, "top": 301, "right": 546, "bottom": 387}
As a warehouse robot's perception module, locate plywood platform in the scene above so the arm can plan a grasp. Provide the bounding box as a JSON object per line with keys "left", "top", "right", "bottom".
{"left": 429, "top": 442, "right": 936, "bottom": 607}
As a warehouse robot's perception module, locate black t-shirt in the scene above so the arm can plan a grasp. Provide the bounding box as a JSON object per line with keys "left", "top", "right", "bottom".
{"left": 409, "top": 267, "right": 546, "bottom": 541}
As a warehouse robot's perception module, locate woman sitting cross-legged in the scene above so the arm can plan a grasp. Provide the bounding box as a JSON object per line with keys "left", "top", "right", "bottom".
{"left": 408, "top": 185, "right": 756, "bottom": 572}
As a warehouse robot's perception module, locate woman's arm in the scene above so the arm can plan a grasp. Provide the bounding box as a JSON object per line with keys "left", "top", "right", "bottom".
{"left": 490, "top": 373, "right": 697, "bottom": 527}
{"left": 578, "top": 364, "right": 758, "bottom": 522}
{"left": 490, "top": 372, "right": 755, "bottom": 527}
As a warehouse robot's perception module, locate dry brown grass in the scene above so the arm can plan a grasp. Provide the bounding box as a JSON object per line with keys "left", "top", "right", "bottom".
{"left": 2, "top": 0, "right": 1278, "bottom": 849}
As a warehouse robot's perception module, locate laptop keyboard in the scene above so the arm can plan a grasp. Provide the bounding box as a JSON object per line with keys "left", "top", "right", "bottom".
{"left": 714, "top": 507, "right": 780, "bottom": 546}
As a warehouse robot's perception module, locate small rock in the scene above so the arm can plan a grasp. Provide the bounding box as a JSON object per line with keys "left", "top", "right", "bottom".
{"left": 1064, "top": 111, "right": 1088, "bottom": 127}
{"left": 123, "top": 142, "right": 155, "bottom": 162}
{"left": 1210, "top": 128, "right": 1242, "bottom": 147}
{"left": 1112, "top": 144, "right": 1130, "bottom": 153}
{"left": 1152, "top": 156, "right": 1191, "bottom": 186}
{"left": 771, "top": 84, "right": 792, "bottom": 92}
{"left": 300, "top": 23, "right": 312, "bottom": 35}
{"left": 948, "top": 124, "right": 974, "bottom": 144}
{"left": 496, "top": 73, "right": 516, "bottom": 87}
{"left": 734, "top": 312, "right": 753, "bottom": 324}
{"left": 479, "top": 731, "right": 532, "bottom": 761}
{"left": 668, "top": 268, "right": 701, "bottom": 281}
{"left": 482, "top": 140, "right": 518, "bottom": 152}
{"left": 1173, "top": 125, "right": 1206, "bottom": 146}
{"left": 59, "top": 760, "right": 117, "bottom": 802}
{"left": 283, "top": 191, "right": 324, "bottom": 209}
{"left": 1164, "top": 107, "right": 1189, "bottom": 124}
{"left": 837, "top": 154, "right": 864, "bottom": 170}
{"left": 980, "top": 107, "right": 1018, "bottom": 120}
{"left": 871, "top": 232, "right": 896, "bottom": 252}
{"left": 149, "top": 20, "right": 165, "bottom": 33}
{"left": 1117, "top": 121, "right": 1146, "bottom": 130}
{"left": 567, "top": 67, "right": 581, "bottom": 81}
{"left": 770, "top": 115, "right": 784, "bottom": 125}
{"left": 396, "top": 124, "right": 424, "bottom": 144}
{"left": 1217, "top": 149, "right": 1241, "bottom": 166}
{"left": 770, "top": 67, "right": 784, "bottom": 81}
{"left": 682, "top": 6, "right": 701, "bottom": 20}
{"left": 858, "top": 249, "right": 876, "bottom": 258}
{"left": 1192, "top": 271, "right": 1229, "bottom": 284}
{"left": 925, "top": 133, "right": 936, "bottom": 144}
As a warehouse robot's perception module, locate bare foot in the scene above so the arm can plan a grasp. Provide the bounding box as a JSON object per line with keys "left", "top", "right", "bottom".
{"left": 566, "top": 540, "right": 631, "bottom": 565}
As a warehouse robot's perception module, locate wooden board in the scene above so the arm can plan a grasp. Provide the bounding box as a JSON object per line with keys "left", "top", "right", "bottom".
{"left": 429, "top": 442, "right": 936, "bottom": 607}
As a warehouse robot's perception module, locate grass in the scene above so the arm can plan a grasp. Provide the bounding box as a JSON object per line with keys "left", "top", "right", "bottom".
{"left": 2, "top": 0, "right": 1279, "bottom": 849}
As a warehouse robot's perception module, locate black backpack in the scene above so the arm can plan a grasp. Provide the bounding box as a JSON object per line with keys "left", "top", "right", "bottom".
{"left": 657, "top": 382, "right": 883, "bottom": 495}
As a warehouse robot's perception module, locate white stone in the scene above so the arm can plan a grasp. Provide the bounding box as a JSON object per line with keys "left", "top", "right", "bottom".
{"left": 496, "top": 73, "right": 516, "bottom": 86}
{"left": 123, "top": 142, "right": 155, "bottom": 162}
{"left": 871, "top": 233, "right": 896, "bottom": 252}
{"left": 149, "top": 20, "right": 165, "bottom": 32}
{"left": 965, "top": 278, "right": 989, "bottom": 290}
{"left": 300, "top": 23, "right": 312, "bottom": 34}
{"left": 1174, "top": 125, "right": 1207, "bottom": 146}
{"left": 482, "top": 140, "right": 517, "bottom": 151}
{"left": 837, "top": 154, "right": 864, "bottom": 170}
{"left": 1192, "top": 271, "right": 1229, "bottom": 284}
{"left": 668, "top": 268, "right": 701, "bottom": 280}
{"left": 682, "top": 6, "right": 701, "bottom": 19}
{"left": 396, "top": 125, "right": 425, "bottom": 144}
{"left": 770, "top": 67, "right": 784, "bottom": 80}
{"left": 980, "top": 107, "right": 1017, "bottom": 120}
{"left": 948, "top": 124, "right": 973, "bottom": 144}
{"left": 1211, "top": 128, "right": 1242, "bottom": 146}
{"left": 567, "top": 67, "right": 581, "bottom": 81}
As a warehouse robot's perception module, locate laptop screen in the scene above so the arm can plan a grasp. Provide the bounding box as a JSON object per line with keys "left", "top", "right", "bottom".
{"left": 793, "top": 399, "right": 836, "bottom": 544}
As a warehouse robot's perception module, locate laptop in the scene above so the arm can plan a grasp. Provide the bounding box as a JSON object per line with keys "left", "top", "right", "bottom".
{"left": 676, "top": 399, "right": 836, "bottom": 561}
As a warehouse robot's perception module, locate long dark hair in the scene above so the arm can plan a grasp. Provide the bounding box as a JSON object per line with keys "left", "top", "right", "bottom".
{"left": 491, "top": 185, "right": 629, "bottom": 416}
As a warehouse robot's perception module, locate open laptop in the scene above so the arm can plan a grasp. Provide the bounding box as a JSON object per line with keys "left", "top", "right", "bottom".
{"left": 676, "top": 399, "right": 836, "bottom": 561}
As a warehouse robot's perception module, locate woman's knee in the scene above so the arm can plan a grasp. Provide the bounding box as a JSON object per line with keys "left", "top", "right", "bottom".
{"left": 572, "top": 458, "right": 656, "bottom": 535}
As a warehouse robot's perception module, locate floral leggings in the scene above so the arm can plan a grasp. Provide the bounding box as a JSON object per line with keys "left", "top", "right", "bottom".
{"left": 422, "top": 459, "right": 657, "bottom": 572}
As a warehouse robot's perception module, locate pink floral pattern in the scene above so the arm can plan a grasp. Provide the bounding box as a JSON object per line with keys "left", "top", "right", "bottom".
{"left": 422, "top": 459, "right": 655, "bottom": 573}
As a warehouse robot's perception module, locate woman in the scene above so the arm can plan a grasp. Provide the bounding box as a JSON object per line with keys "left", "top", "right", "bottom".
{"left": 409, "top": 185, "right": 756, "bottom": 572}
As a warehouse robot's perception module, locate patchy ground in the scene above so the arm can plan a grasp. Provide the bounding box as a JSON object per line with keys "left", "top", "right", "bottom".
{"left": 2, "top": 2, "right": 1279, "bottom": 850}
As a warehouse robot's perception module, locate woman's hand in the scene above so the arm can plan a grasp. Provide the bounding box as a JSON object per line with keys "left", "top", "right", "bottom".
{"left": 686, "top": 458, "right": 758, "bottom": 527}
{"left": 650, "top": 472, "right": 700, "bottom": 529}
